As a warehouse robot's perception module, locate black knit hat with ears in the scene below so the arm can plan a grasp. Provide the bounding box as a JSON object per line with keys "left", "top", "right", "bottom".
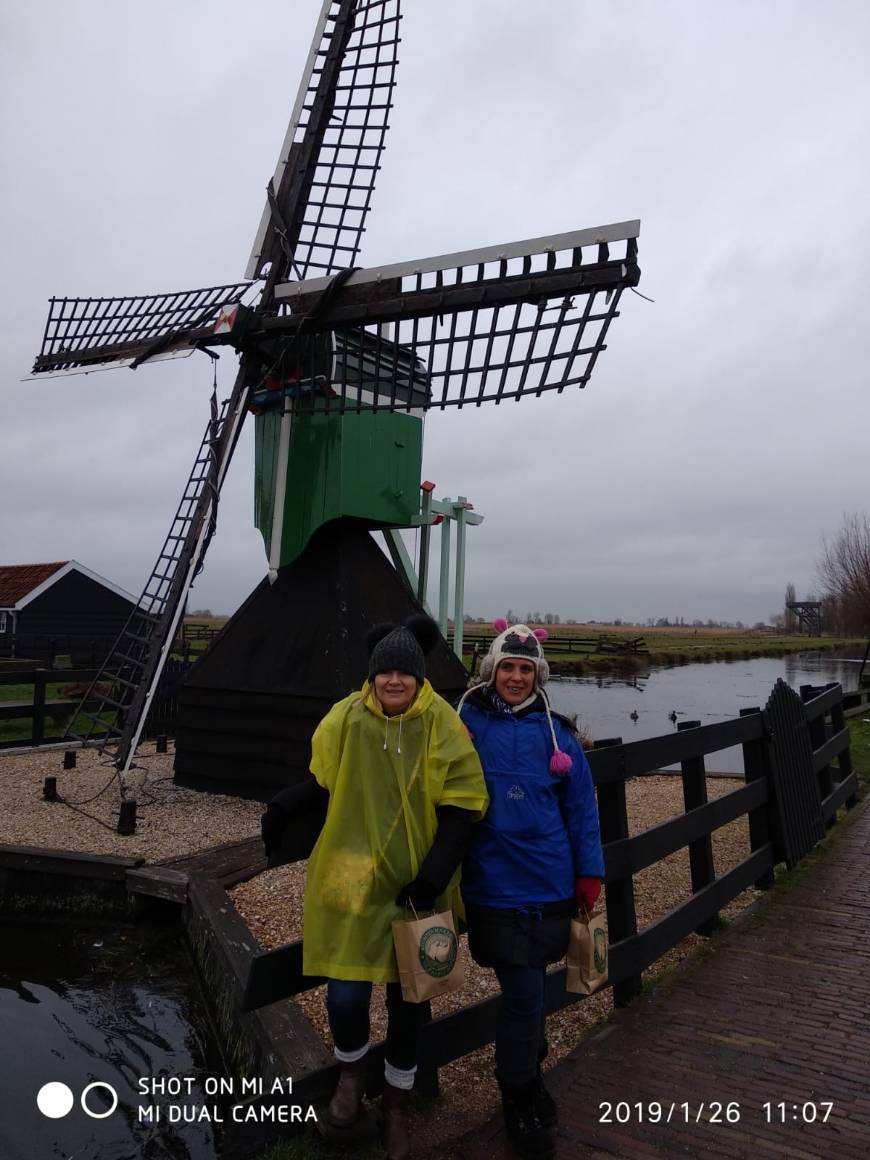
{"left": 366, "top": 614, "right": 441, "bottom": 684}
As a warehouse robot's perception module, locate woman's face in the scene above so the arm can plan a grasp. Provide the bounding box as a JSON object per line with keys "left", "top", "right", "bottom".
{"left": 373, "top": 670, "right": 419, "bottom": 716}
{"left": 494, "top": 658, "right": 537, "bottom": 705}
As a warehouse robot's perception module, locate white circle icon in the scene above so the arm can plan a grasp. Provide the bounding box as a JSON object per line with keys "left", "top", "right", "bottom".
{"left": 80, "top": 1081, "right": 119, "bottom": 1119}
{"left": 36, "top": 1082, "right": 75, "bottom": 1119}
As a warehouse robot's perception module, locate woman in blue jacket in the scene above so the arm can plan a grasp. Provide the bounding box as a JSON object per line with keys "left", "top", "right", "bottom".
{"left": 457, "top": 621, "right": 605, "bottom": 1160}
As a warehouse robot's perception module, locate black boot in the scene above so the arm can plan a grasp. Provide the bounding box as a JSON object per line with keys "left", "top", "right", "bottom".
{"left": 533, "top": 1039, "right": 557, "bottom": 1128}
{"left": 532, "top": 1065, "right": 558, "bottom": 1129}
{"left": 496, "top": 1073, "right": 555, "bottom": 1160}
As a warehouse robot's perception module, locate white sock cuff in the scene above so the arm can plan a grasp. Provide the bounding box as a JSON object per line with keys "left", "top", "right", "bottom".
{"left": 334, "top": 1042, "right": 369, "bottom": 1064}
{"left": 384, "top": 1060, "right": 416, "bottom": 1091}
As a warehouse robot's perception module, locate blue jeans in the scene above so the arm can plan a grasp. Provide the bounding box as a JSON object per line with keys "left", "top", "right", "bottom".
{"left": 326, "top": 979, "right": 426, "bottom": 1072}
{"left": 493, "top": 964, "right": 548, "bottom": 1085}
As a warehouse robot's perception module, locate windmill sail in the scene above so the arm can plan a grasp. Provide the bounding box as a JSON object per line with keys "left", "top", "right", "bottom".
{"left": 246, "top": 0, "right": 402, "bottom": 281}
{"left": 25, "top": 0, "right": 642, "bottom": 801}
{"left": 31, "top": 283, "right": 251, "bottom": 376}
{"left": 267, "top": 220, "right": 640, "bottom": 411}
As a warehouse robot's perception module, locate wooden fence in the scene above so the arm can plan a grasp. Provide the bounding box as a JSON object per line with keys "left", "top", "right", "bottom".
{"left": 0, "top": 634, "right": 120, "bottom": 668}
{"left": 458, "top": 631, "right": 648, "bottom": 657}
{"left": 238, "top": 678, "right": 856, "bottom": 1096}
{"left": 0, "top": 622, "right": 222, "bottom": 670}
{"left": 0, "top": 659, "right": 190, "bottom": 750}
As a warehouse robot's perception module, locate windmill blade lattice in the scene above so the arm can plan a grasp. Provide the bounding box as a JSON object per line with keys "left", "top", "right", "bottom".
{"left": 32, "top": 283, "right": 251, "bottom": 375}
{"left": 263, "top": 221, "right": 640, "bottom": 412}
{"left": 247, "top": 0, "right": 401, "bottom": 282}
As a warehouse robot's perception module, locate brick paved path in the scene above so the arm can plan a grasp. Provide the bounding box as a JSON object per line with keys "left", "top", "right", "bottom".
{"left": 457, "top": 800, "right": 870, "bottom": 1160}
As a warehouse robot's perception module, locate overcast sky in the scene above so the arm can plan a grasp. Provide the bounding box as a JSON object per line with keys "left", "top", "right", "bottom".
{"left": 2, "top": 0, "right": 868, "bottom": 626}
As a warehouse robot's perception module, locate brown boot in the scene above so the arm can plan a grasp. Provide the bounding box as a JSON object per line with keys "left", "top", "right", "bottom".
{"left": 380, "top": 1082, "right": 410, "bottom": 1160}
{"left": 320, "top": 1059, "right": 367, "bottom": 1132}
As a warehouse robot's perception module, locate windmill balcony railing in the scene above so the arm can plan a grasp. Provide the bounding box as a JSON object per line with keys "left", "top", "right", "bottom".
{"left": 229, "top": 678, "right": 856, "bottom": 1104}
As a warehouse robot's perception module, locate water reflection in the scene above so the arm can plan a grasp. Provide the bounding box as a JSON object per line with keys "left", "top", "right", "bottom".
{"left": 0, "top": 918, "right": 226, "bottom": 1160}
{"left": 548, "top": 647, "right": 863, "bottom": 775}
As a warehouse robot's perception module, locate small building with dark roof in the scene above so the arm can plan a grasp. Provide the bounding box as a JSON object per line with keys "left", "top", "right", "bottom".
{"left": 0, "top": 560, "right": 137, "bottom": 664}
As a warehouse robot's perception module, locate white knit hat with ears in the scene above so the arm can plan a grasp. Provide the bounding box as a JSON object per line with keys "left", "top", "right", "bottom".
{"left": 458, "top": 620, "right": 574, "bottom": 776}
{"left": 479, "top": 619, "right": 550, "bottom": 686}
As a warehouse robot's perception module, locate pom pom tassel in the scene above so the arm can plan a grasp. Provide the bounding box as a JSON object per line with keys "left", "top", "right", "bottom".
{"left": 549, "top": 750, "right": 573, "bottom": 776}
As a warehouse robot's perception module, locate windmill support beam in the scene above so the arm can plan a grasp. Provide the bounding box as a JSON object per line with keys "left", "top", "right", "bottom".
{"left": 276, "top": 220, "right": 641, "bottom": 301}
{"left": 438, "top": 507, "right": 452, "bottom": 641}
{"left": 417, "top": 484, "right": 434, "bottom": 605}
{"left": 271, "top": 263, "right": 631, "bottom": 328}
{"left": 420, "top": 496, "right": 483, "bottom": 658}
{"left": 382, "top": 529, "right": 423, "bottom": 609}
{"left": 380, "top": 493, "right": 483, "bottom": 661}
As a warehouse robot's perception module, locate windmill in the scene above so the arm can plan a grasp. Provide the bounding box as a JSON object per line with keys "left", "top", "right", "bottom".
{"left": 30, "top": 0, "right": 640, "bottom": 803}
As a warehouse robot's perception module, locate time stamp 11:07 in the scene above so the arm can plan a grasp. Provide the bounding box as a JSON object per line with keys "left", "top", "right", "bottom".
{"left": 598, "top": 1101, "right": 835, "bottom": 1125}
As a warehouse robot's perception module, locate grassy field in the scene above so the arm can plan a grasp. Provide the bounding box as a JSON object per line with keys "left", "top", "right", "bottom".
{"left": 460, "top": 623, "right": 866, "bottom": 674}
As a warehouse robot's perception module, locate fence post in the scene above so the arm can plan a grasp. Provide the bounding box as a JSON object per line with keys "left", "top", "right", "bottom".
{"left": 32, "top": 669, "right": 47, "bottom": 746}
{"left": 594, "top": 736, "right": 641, "bottom": 1007}
{"left": 800, "top": 684, "right": 834, "bottom": 829}
{"left": 415, "top": 1000, "right": 439, "bottom": 1098}
{"left": 739, "top": 707, "right": 775, "bottom": 890}
{"left": 677, "top": 720, "right": 719, "bottom": 934}
{"left": 829, "top": 693, "right": 857, "bottom": 810}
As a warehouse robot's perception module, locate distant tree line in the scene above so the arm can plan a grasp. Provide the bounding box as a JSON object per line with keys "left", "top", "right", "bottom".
{"left": 464, "top": 612, "right": 758, "bottom": 630}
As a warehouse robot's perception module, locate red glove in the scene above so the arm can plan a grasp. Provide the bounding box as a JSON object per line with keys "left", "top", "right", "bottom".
{"left": 575, "top": 876, "right": 602, "bottom": 916}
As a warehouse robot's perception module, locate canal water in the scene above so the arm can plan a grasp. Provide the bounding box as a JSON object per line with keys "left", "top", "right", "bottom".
{"left": 0, "top": 916, "right": 228, "bottom": 1160}
{"left": 547, "top": 649, "right": 866, "bottom": 774}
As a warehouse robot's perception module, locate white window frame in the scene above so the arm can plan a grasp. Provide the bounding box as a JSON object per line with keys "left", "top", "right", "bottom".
{"left": 0, "top": 611, "right": 7, "bottom": 633}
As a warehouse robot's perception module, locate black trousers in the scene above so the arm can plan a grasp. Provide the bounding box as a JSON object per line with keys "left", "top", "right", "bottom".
{"left": 465, "top": 900, "right": 574, "bottom": 1085}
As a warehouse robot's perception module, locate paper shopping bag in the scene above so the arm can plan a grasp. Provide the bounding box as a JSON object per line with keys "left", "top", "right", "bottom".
{"left": 392, "top": 908, "right": 465, "bottom": 1003}
{"left": 566, "top": 910, "right": 608, "bottom": 995}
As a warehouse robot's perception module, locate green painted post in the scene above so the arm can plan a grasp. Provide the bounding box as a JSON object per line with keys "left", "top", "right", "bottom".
{"left": 417, "top": 485, "right": 434, "bottom": 605}
{"left": 453, "top": 498, "right": 467, "bottom": 660}
{"left": 438, "top": 499, "right": 452, "bottom": 639}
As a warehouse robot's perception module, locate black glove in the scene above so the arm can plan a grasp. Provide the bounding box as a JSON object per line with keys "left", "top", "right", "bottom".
{"left": 261, "top": 778, "right": 329, "bottom": 866}
{"left": 395, "top": 876, "right": 439, "bottom": 911}
{"left": 260, "top": 803, "right": 287, "bottom": 857}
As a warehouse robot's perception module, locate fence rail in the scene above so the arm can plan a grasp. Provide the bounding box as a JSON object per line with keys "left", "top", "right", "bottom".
{"left": 457, "top": 631, "right": 648, "bottom": 657}
{"left": 240, "top": 678, "right": 857, "bottom": 1086}
{"left": 0, "top": 661, "right": 189, "bottom": 750}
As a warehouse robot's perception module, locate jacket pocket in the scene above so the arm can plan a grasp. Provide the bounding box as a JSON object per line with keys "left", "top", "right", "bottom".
{"left": 483, "top": 771, "right": 560, "bottom": 840}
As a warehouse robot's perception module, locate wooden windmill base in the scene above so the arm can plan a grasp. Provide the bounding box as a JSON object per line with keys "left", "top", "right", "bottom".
{"left": 173, "top": 518, "right": 469, "bottom": 800}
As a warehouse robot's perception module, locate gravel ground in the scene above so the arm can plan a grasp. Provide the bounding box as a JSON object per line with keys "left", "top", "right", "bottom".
{"left": 0, "top": 744, "right": 760, "bottom": 1155}
{"left": 0, "top": 742, "right": 262, "bottom": 860}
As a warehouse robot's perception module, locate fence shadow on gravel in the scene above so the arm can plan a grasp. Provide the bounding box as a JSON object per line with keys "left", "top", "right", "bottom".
{"left": 237, "top": 678, "right": 857, "bottom": 1099}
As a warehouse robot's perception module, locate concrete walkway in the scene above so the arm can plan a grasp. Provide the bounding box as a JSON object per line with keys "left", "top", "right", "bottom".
{"left": 458, "top": 800, "right": 870, "bottom": 1160}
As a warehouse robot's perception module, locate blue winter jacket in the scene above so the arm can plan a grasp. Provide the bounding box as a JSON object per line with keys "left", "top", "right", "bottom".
{"left": 459, "top": 693, "right": 605, "bottom": 908}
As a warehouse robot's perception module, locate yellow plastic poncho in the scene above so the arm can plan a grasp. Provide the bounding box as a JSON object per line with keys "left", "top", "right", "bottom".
{"left": 302, "top": 679, "right": 488, "bottom": 982}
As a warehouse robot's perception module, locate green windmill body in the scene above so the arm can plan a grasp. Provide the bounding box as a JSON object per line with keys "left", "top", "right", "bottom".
{"left": 254, "top": 408, "right": 421, "bottom": 568}
{"left": 251, "top": 332, "right": 428, "bottom": 568}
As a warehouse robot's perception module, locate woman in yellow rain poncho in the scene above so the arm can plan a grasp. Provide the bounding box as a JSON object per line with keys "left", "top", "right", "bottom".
{"left": 297, "top": 615, "right": 487, "bottom": 1160}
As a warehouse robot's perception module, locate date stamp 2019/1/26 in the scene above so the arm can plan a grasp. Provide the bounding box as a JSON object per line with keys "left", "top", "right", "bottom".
{"left": 598, "top": 1101, "right": 835, "bottom": 1125}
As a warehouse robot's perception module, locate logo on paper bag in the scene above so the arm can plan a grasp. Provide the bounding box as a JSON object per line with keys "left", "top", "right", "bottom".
{"left": 418, "top": 926, "right": 458, "bottom": 978}
{"left": 593, "top": 927, "right": 608, "bottom": 973}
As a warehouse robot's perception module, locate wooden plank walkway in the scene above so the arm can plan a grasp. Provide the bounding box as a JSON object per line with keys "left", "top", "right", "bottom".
{"left": 458, "top": 800, "right": 870, "bottom": 1159}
